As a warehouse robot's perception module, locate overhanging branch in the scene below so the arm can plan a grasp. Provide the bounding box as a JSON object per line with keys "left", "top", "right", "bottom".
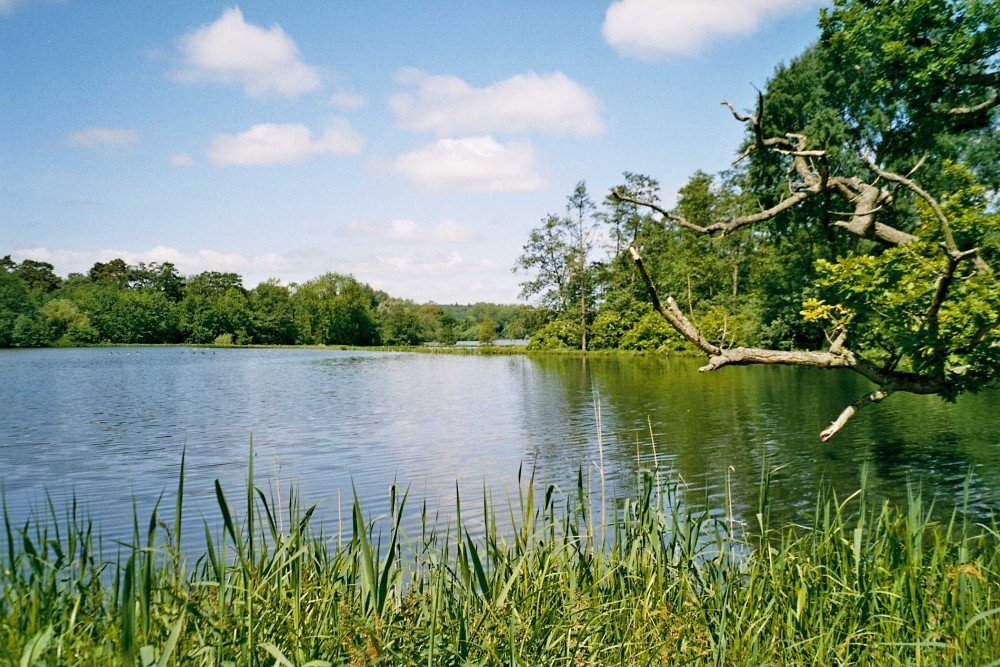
{"left": 628, "top": 243, "right": 951, "bottom": 440}
{"left": 820, "top": 388, "right": 894, "bottom": 442}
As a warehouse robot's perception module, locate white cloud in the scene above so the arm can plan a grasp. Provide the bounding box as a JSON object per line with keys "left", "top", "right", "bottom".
{"left": 430, "top": 219, "right": 479, "bottom": 243}
{"left": 374, "top": 251, "right": 496, "bottom": 276}
{"left": 602, "top": 0, "right": 824, "bottom": 59}
{"left": 206, "top": 120, "right": 365, "bottom": 166}
{"left": 329, "top": 90, "right": 367, "bottom": 110}
{"left": 383, "top": 136, "right": 546, "bottom": 194}
{"left": 390, "top": 69, "right": 603, "bottom": 136}
{"left": 339, "top": 250, "right": 505, "bottom": 302}
{"left": 169, "top": 153, "right": 196, "bottom": 167}
{"left": 66, "top": 126, "right": 138, "bottom": 147}
{"left": 173, "top": 6, "right": 320, "bottom": 98}
{"left": 345, "top": 218, "right": 480, "bottom": 244}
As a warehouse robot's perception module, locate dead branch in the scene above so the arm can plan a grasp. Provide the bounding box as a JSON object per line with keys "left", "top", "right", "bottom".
{"left": 613, "top": 188, "right": 818, "bottom": 238}
{"left": 617, "top": 97, "right": 979, "bottom": 440}
{"left": 865, "top": 157, "right": 992, "bottom": 274}
{"left": 820, "top": 388, "right": 894, "bottom": 441}
{"left": 948, "top": 92, "right": 1000, "bottom": 116}
{"left": 629, "top": 242, "right": 951, "bottom": 439}
{"left": 612, "top": 109, "right": 926, "bottom": 249}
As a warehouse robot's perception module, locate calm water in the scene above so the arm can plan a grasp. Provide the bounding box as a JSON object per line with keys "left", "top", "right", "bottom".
{"left": 1, "top": 347, "right": 998, "bottom": 549}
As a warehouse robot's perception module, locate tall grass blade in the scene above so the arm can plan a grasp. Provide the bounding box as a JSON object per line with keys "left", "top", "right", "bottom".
{"left": 18, "top": 626, "right": 53, "bottom": 667}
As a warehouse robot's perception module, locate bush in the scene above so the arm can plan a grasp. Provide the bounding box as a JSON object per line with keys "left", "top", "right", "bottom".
{"left": 526, "top": 318, "right": 581, "bottom": 349}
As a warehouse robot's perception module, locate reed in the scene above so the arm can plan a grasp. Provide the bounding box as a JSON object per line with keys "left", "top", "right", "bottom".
{"left": 1, "top": 457, "right": 998, "bottom": 666}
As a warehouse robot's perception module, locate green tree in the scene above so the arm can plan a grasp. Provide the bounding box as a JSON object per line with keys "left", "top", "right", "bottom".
{"left": 11, "top": 313, "right": 51, "bottom": 347}
{"left": 132, "top": 262, "right": 186, "bottom": 301}
{"left": 515, "top": 182, "right": 599, "bottom": 350}
{"left": 477, "top": 315, "right": 497, "bottom": 346}
{"left": 514, "top": 213, "right": 573, "bottom": 312}
{"left": 610, "top": 0, "right": 1000, "bottom": 439}
{"left": 13, "top": 259, "right": 61, "bottom": 294}
{"left": 292, "top": 273, "right": 381, "bottom": 346}
{"left": 40, "top": 298, "right": 98, "bottom": 344}
{"left": 79, "top": 286, "right": 180, "bottom": 344}
{"left": 88, "top": 259, "right": 133, "bottom": 288}
{"left": 437, "top": 310, "right": 459, "bottom": 345}
{"left": 820, "top": 0, "right": 999, "bottom": 179}
{"left": 0, "top": 268, "right": 35, "bottom": 347}
{"left": 249, "top": 280, "right": 297, "bottom": 345}
{"left": 179, "top": 272, "right": 249, "bottom": 343}
{"left": 377, "top": 298, "right": 426, "bottom": 346}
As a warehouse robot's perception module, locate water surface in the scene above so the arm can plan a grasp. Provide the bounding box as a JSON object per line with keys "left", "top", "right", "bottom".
{"left": 1, "top": 347, "right": 997, "bottom": 549}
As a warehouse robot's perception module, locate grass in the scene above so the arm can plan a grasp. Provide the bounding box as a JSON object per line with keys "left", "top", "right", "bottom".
{"left": 2, "top": 451, "right": 999, "bottom": 666}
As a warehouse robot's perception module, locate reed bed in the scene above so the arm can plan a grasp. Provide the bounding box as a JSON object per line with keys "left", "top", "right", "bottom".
{"left": 2, "top": 452, "right": 999, "bottom": 666}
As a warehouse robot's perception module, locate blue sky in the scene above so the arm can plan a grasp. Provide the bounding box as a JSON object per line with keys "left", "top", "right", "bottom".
{"left": 1, "top": 0, "right": 825, "bottom": 303}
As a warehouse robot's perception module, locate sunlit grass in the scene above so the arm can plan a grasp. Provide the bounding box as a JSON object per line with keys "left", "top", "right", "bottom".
{"left": 2, "top": 451, "right": 999, "bottom": 666}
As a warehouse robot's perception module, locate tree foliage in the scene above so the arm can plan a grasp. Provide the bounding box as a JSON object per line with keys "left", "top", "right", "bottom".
{"left": 609, "top": 0, "right": 1000, "bottom": 439}
{"left": 514, "top": 181, "right": 600, "bottom": 349}
{"left": 0, "top": 259, "right": 543, "bottom": 349}
{"left": 512, "top": 0, "right": 999, "bottom": 439}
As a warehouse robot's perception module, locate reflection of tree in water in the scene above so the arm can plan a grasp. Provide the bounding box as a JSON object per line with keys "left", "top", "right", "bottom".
{"left": 518, "top": 355, "right": 1000, "bottom": 530}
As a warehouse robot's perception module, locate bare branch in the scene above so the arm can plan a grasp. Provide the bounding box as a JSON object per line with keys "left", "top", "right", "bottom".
{"left": 866, "top": 158, "right": 958, "bottom": 252}
{"left": 948, "top": 91, "right": 1000, "bottom": 116}
{"left": 721, "top": 99, "right": 755, "bottom": 124}
{"left": 820, "top": 388, "right": 894, "bottom": 442}
{"left": 928, "top": 245, "right": 982, "bottom": 325}
{"left": 828, "top": 180, "right": 917, "bottom": 245}
{"left": 865, "top": 158, "right": 992, "bottom": 273}
{"left": 618, "top": 96, "right": 975, "bottom": 440}
{"left": 628, "top": 247, "right": 721, "bottom": 355}
{"left": 613, "top": 187, "right": 818, "bottom": 238}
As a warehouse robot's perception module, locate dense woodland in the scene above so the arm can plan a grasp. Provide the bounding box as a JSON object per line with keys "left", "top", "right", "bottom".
{"left": 0, "top": 256, "right": 545, "bottom": 348}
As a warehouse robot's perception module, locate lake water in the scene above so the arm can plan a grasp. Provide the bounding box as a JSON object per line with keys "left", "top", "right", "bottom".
{"left": 1, "top": 347, "right": 998, "bottom": 551}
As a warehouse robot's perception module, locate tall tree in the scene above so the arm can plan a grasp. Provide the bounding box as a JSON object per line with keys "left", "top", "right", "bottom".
{"left": 292, "top": 273, "right": 381, "bottom": 346}
{"left": 0, "top": 268, "right": 35, "bottom": 347}
{"left": 515, "top": 181, "right": 599, "bottom": 350}
{"left": 13, "top": 259, "right": 61, "bottom": 294}
{"left": 514, "top": 213, "right": 573, "bottom": 313}
{"left": 566, "top": 181, "right": 598, "bottom": 351}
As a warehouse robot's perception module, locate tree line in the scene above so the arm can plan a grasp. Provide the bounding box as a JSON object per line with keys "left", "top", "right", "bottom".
{"left": 0, "top": 256, "right": 545, "bottom": 348}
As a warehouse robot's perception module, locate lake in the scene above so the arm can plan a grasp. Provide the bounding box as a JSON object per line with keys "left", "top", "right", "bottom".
{"left": 1, "top": 346, "right": 998, "bottom": 551}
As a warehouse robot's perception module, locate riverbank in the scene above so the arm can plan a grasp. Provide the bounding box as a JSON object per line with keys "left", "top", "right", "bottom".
{"left": 3, "top": 463, "right": 998, "bottom": 666}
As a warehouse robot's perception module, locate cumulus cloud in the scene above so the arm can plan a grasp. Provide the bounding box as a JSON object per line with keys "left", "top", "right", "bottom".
{"left": 206, "top": 119, "right": 365, "bottom": 165}
{"left": 383, "top": 136, "right": 546, "bottom": 194}
{"left": 430, "top": 219, "right": 479, "bottom": 243}
{"left": 345, "top": 218, "right": 480, "bottom": 244}
{"left": 169, "top": 153, "right": 196, "bottom": 167}
{"left": 374, "top": 251, "right": 496, "bottom": 276}
{"left": 602, "top": 0, "right": 824, "bottom": 59}
{"left": 66, "top": 126, "right": 138, "bottom": 148}
{"left": 339, "top": 250, "right": 503, "bottom": 302}
{"left": 173, "top": 6, "right": 321, "bottom": 98}
{"left": 390, "top": 69, "right": 603, "bottom": 136}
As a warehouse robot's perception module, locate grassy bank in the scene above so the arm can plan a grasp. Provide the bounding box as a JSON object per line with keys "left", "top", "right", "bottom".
{"left": 2, "top": 458, "right": 999, "bottom": 666}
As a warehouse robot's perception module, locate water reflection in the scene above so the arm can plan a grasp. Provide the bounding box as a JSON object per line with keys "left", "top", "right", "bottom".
{"left": 0, "top": 348, "right": 997, "bottom": 557}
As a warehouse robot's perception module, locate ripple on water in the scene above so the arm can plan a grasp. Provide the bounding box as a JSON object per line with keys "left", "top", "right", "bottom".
{"left": 0, "top": 347, "right": 998, "bottom": 554}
